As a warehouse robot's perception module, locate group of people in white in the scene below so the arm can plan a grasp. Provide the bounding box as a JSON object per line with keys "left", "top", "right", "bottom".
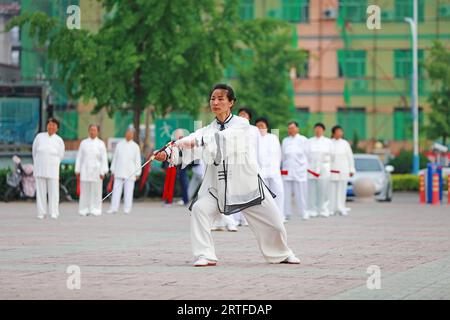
{"left": 31, "top": 112, "right": 355, "bottom": 225}
{"left": 210, "top": 107, "right": 356, "bottom": 232}
{"left": 30, "top": 84, "right": 355, "bottom": 266}
{"left": 32, "top": 119, "right": 142, "bottom": 219}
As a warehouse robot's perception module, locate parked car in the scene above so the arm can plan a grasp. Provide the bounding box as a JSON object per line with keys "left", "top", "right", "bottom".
{"left": 347, "top": 154, "right": 394, "bottom": 202}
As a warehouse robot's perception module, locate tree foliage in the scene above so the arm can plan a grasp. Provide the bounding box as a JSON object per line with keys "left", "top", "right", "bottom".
{"left": 8, "top": 0, "right": 240, "bottom": 143}
{"left": 234, "top": 19, "right": 306, "bottom": 132}
{"left": 424, "top": 41, "right": 450, "bottom": 145}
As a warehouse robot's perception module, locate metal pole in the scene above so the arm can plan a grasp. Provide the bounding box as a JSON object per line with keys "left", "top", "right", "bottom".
{"left": 404, "top": 0, "right": 419, "bottom": 174}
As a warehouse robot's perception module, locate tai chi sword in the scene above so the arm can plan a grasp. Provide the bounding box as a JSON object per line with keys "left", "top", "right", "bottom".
{"left": 102, "top": 141, "right": 174, "bottom": 202}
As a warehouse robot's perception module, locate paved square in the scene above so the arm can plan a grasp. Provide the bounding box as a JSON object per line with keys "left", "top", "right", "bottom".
{"left": 1, "top": 193, "right": 449, "bottom": 299}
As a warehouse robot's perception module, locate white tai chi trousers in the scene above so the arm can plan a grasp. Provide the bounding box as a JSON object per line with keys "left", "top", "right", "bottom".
{"left": 307, "top": 178, "right": 330, "bottom": 217}
{"left": 109, "top": 178, "right": 135, "bottom": 214}
{"left": 329, "top": 180, "right": 348, "bottom": 215}
{"left": 283, "top": 180, "right": 308, "bottom": 219}
{"left": 263, "top": 176, "right": 284, "bottom": 219}
{"left": 35, "top": 177, "right": 60, "bottom": 218}
{"left": 79, "top": 181, "right": 103, "bottom": 216}
{"left": 191, "top": 185, "right": 294, "bottom": 263}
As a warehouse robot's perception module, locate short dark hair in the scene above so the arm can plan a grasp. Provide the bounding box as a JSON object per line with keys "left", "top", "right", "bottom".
{"left": 210, "top": 83, "right": 236, "bottom": 102}
{"left": 255, "top": 117, "right": 269, "bottom": 128}
{"left": 314, "top": 122, "right": 326, "bottom": 130}
{"left": 287, "top": 121, "right": 299, "bottom": 128}
{"left": 46, "top": 117, "right": 60, "bottom": 129}
{"left": 331, "top": 125, "right": 343, "bottom": 135}
{"left": 238, "top": 107, "right": 253, "bottom": 120}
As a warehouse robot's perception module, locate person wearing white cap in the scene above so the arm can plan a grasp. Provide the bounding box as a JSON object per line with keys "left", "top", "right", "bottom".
{"left": 107, "top": 127, "right": 142, "bottom": 214}
{"left": 75, "top": 124, "right": 109, "bottom": 216}
{"left": 329, "top": 125, "right": 355, "bottom": 216}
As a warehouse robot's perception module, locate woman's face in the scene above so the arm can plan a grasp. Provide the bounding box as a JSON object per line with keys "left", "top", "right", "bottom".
{"left": 47, "top": 121, "right": 58, "bottom": 135}
{"left": 89, "top": 126, "right": 99, "bottom": 139}
{"left": 256, "top": 121, "right": 268, "bottom": 135}
{"left": 334, "top": 128, "right": 344, "bottom": 139}
{"left": 210, "top": 89, "right": 233, "bottom": 116}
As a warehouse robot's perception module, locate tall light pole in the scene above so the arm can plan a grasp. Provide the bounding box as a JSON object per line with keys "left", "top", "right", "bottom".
{"left": 404, "top": 0, "right": 419, "bottom": 174}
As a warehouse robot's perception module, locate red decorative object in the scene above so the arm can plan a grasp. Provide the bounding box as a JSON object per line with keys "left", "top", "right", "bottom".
{"left": 162, "top": 166, "right": 177, "bottom": 203}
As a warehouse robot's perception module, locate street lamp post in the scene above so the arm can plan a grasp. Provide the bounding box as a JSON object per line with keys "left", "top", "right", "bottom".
{"left": 404, "top": 0, "right": 420, "bottom": 174}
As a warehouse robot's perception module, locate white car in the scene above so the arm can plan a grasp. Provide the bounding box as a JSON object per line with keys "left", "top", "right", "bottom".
{"left": 347, "top": 154, "right": 394, "bottom": 202}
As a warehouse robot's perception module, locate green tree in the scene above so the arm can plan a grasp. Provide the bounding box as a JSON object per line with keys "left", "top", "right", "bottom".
{"left": 7, "top": 0, "right": 240, "bottom": 144}
{"left": 233, "top": 19, "right": 306, "bottom": 132}
{"left": 424, "top": 41, "right": 450, "bottom": 145}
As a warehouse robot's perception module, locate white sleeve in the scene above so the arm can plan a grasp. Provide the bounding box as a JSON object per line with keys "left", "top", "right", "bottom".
{"left": 135, "top": 145, "right": 142, "bottom": 176}
{"left": 32, "top": 134, "right": 39, "bottom": 160}
{"left": 347, "top": 141, "right": 356, "bottom": 174}
{"left": 100, "top": 142, "right": 109, "bottom": 175}
{"left": 110, "top": 145, "right": 118, "bottom": 174}
{"left": 58, "top": 137, "right": 65, "bottom": 160}
{"left": 74, "top": 141, "right": 83, "bottom": 174}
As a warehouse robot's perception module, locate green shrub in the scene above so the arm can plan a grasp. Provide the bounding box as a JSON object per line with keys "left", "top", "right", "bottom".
{"left": 392, "top": 174, "right": 449, "bottom": 191}
{"left": 387, "top": 150, "right": 429, "bottom": 174}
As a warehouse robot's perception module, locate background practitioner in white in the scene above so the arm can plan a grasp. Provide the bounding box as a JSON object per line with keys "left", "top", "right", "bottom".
{"left": 330, "top": 125, "right": 355, "bottom": 216}
{"left": 306, "top": 123, "right": 332, "bottom": 218}
{"left": 32, "top": 118, "right": 65, "bottom": 219}
{"left": 108, "top": 127, "right": 142, "bottom": 214}
{"left": 255, "top": 117, "right": 285, "bottom": 220}
{"left": 281, "top": 121, "right": 309, "bottom": 221}
{"left": 75, "top": 124, "right": 109, "bottom": 217}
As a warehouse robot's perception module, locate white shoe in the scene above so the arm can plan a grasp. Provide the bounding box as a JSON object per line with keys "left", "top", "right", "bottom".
{"left": 302, "top": 215, "right": 309, "bottom": 220}
{"left": 37, "top": 215, "right": 45, "bottom": 220}
{"left": 319, "top": 212, "right": 329, "bottom": 218}
{"left": 226, "top": 224, "right": 238, "bottom": 232}
{"left": 50, "top": 215, "right": 58, "bottom": 219}
{"left": 124, "top": 211, "right": 130, "bottom": 215}
{"left": 309, "top": 212, "right": 318, "bottom": 218}
{"left": 193, "top": 258, "right": 217, "bottom": 267}
{"left": 281, "top": 255, "right": 301, "bottom": 264}
{"left": 79, "top": 212, "right": 88, "bottom": 217}
{"left": 107, "top": 209, "right": 116, "bottom": 214}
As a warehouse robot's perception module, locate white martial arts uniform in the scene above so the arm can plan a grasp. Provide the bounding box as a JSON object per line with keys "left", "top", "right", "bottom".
{"left": 169, "top": 114, "right": 294, "bottom": 263}
{"left": 281, "top": 134, "right": 309, "bottom": 220}
{"left": 259, "top": 132, "right": 284, "bottom": 219}
{"left": 230, "top": 124, "right": 261, "bottom": 227}
{"left": 330, "top": 138, "right": 355, "bottom": 215}
{"left": 32, "top": 132, "right": 65, "bottom": 219}
{"left": 75, "top": 137, "right": 109, "bottom": 216}
{"left": 109, "top": 139, "right": 142, "bottom": 214}
{"left": 306, "top": 135, "right": 332, "bottom": 218}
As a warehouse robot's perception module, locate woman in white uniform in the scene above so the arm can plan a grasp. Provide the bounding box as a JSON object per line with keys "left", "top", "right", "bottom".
{"left": 330, "top": 125, "right": 355, "bottom": 216}
{"left": 154, "top": 84, "right": 300, "bottom": 267}
{"left": 75, "top": 124, "right": 109, "bottom": 216}
{"left": 281, "top": 121, "right": 309, "bottom": 221}
{"left": 108, "top": 127, "right": 142, "bottom": 214}
{"left": 32, "top": 118, "right": 65, "bottom": 219}
{"left": 255, "top": 117, "right": 284, "bottom": 220}
{"left": 306, "top": 123, "right": 332, "bottom": 218}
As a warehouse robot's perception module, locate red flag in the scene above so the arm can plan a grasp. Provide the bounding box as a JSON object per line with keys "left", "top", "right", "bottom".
{"left": 76, "top": 175, "right": 80, "bottom": 197}
{"left": 162, "top": 166, "right": 177, "bottom": 203}
{"left": 107, "top": 175, "right": 114, "bottom": 193}
{"left": 281, "top": 170, "right": 288, "bottom": 175}
{"left": 139, "top": 155, "right": 152, "bottom": 191}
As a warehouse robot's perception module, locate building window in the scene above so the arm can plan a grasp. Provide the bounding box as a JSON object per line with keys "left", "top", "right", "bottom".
{"left": 297, "top": 50, "right": 309, "bottom": 78}
{"left": 282, "top": 0, "right": 309, "bottom": 23}
{"left": 295, "top": 107, "right": 310, "bottom": 127}
{"left": 393, "top": 107, "right": 423, "bottom": 140}
{"left": 338, "top": 50, "right": 366, "bottom": 78}
{"left": 394, "top": 49, "right": 424, "bottom": 78}
{"left": 337, "top": 107, "right": 366, "bottom": 140}
{"left": 395, "top": 0, "right": 424, "bottom": 22}
{"left": 338, "top": 0, "right": 367, "bottom": 23}
{"left": 239, "top": 0, "right": 254, "bottom": 20}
